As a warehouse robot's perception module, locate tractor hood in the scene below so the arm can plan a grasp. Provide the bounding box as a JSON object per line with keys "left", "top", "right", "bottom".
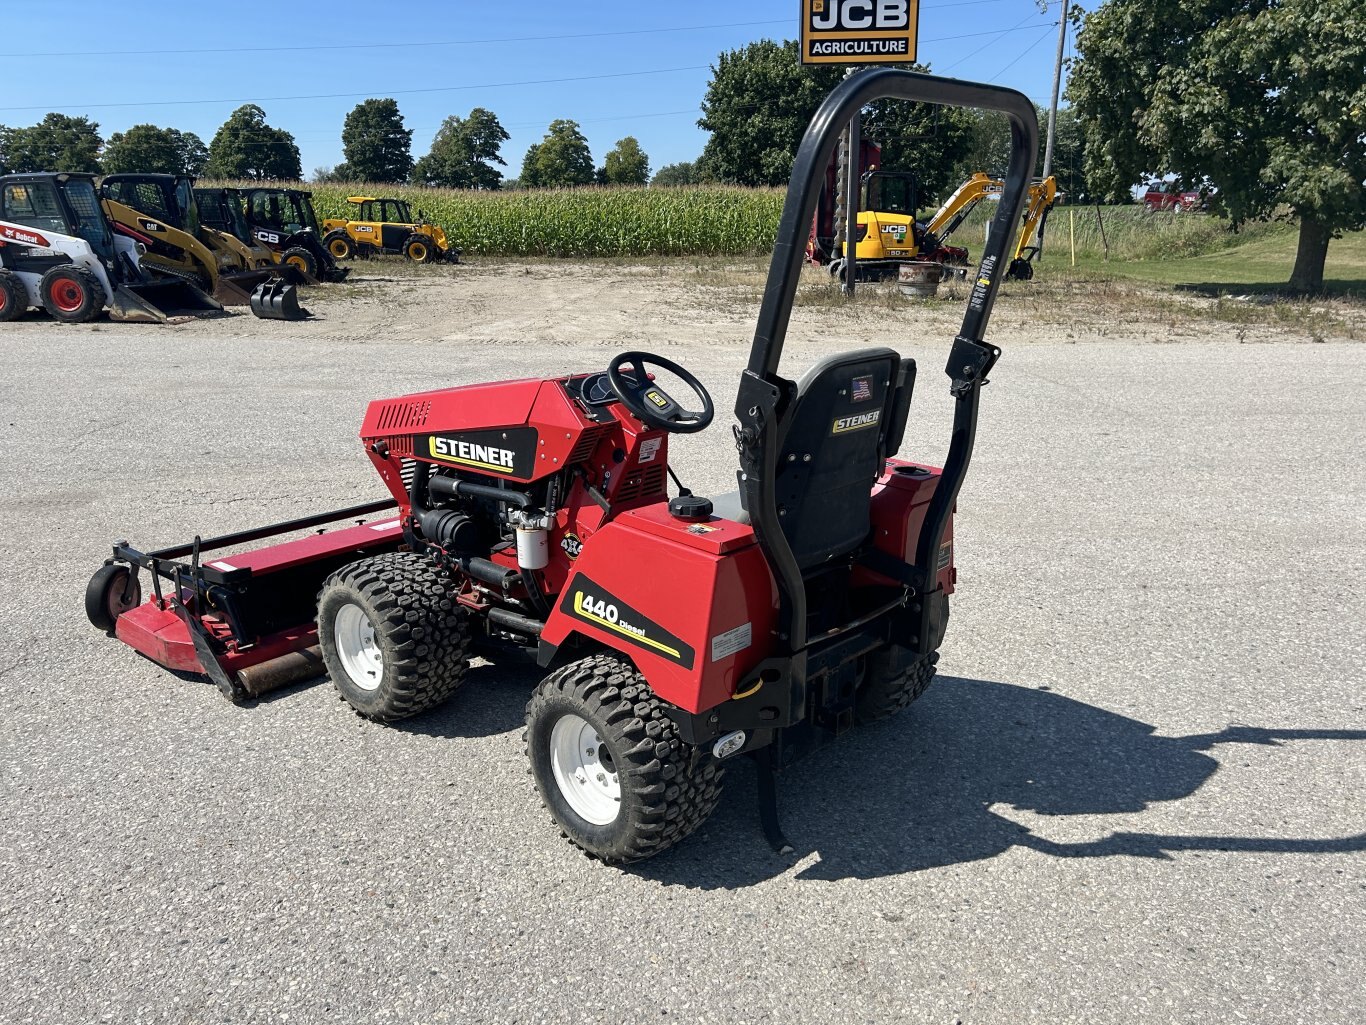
{"left": 362, "top": 378, "right": 545, "bottom": 439}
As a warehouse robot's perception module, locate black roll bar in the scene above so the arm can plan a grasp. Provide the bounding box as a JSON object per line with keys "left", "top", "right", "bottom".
{"left": 735, "top": 69, "right": 1038, "bottom": 654}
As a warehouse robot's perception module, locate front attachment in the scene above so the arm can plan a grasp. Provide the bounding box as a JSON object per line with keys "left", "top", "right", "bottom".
{"left": 109, "top": 280, "right": 222, "bottom": 323}
{"left": 250, "top": 280, "right": 312, "bottom": 320}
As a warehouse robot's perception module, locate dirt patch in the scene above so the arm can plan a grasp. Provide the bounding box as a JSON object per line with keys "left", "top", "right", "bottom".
{"left": 3, "top": 257, "right": 1359, "bottom": 347}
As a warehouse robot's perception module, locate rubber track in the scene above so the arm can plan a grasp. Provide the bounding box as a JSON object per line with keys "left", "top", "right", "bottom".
{"left": 527, "top": 653, "right": 725, "bottom": 864}
{"left": 322, "top": 551, "right": 471, "bottom": 721}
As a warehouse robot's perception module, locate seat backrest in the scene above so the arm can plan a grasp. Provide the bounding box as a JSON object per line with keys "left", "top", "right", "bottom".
{"left": 772, "top": 347, "right": 911, "bottom": 570}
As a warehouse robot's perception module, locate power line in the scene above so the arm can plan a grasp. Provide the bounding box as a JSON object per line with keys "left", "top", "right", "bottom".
{"left": 0, "top": 66, "right": 710, "bottom": 114}
{"left": 12, "top": 1, "right": 1032, "bottom": 60}
{"left": 989, "top": 24, "right": 1060, "bottom": 82}
{"left": 940, "top": 2, "right": 1061, "bottom": 73}
{"left": 2, "top": 23, "right": 1059, "bottom": 116}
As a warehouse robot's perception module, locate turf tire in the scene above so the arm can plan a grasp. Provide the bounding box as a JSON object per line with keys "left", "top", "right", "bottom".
{"left": 0, "top": 270, "right": 25, "bottom": 321}
{"left": 525, "top": 653, "right": 725, "bottom": 864}
{"left": 856, "top": 594, "right": 948, "bottom": 724}
{"left": 40, "top": 265, "right": 105, "bottom": 323}
{"left": 281, "top": 246, "right": 319, "bottom": 280}
{"left": 317, "top": 552, "right": 471, "bottom": 722}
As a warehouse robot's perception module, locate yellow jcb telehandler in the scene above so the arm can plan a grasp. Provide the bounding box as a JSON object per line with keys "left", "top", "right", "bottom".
{"left": 321, "top": 197, "right": 460, "bottom": 264}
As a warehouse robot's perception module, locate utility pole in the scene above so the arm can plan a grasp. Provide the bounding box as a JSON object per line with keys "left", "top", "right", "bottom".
{"left": 1041, "top": 0, "right": 1070, "bottom": 179}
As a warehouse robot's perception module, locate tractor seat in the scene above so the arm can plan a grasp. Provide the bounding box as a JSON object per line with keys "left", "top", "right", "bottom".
{"left": 711, "top": 347, "right": 913, "bottom": 569}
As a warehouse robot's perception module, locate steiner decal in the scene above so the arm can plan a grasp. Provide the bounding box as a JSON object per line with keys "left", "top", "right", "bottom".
{"left": 832, "top": 409, "right": 882, "bottom": 435}
{"left": 561, "top": 574, "right": 695, "bottom": 669}
{"left": 422, "top": 427, "right": 538, "bottom": 478}
{"left": 801, "top": 0, "right": 920, "bottom": 65}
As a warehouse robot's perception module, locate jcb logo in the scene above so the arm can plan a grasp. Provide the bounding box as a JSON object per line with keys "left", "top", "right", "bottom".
{"left": 811, "top": 0, "right": 910, "bottom": 30}
{"left": 254, "top": 229, "right": 281, "bottom": 245}
{"left": 802, "top": 0, "right": 918, "bottom": 63}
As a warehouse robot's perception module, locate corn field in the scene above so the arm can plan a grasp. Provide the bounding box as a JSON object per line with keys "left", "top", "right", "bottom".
{"left": 206, "top": 180, "right": 786, "bottom": 257}
{"left": 206, "top": 178, "right": 1293, "bottom": 263}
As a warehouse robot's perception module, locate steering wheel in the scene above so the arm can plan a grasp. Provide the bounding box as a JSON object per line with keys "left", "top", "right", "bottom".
{"left": 607, "top": 351, "right": 714, "bottom": 434}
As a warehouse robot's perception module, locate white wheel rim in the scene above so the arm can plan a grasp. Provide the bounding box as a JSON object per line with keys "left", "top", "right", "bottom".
{"left": 334, "top": 603, "right": 383, "bottom": 691}
{"left": 549, "top": 713, "right": 621, "bottom": 826}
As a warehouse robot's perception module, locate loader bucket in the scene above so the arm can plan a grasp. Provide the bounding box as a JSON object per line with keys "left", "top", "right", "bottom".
{"left": 214, "top": 270, "right": 276, "bottom": 306}
{"left": 250, "top": 280, "right": 312, "bottom": 321}
{"left": 108, "top": 280, "right": 222, "bottom": 323}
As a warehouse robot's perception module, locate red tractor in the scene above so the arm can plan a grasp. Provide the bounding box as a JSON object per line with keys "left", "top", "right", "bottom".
{"left": 86, "top": 70, "right": 1037, "bottom": 864}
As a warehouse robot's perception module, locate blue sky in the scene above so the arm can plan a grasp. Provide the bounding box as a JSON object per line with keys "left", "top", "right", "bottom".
{"left": 3, "top": 0, "right": 1071, "bottom": 179}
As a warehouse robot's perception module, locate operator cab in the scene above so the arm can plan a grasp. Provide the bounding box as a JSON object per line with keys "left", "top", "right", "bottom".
{"left": 1, "top": 173, "right": 116, "bottom": 266}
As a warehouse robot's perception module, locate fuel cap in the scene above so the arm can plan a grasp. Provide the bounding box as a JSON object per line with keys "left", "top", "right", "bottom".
{"left": 668, "top": 495, "right": 714, "bottom": 521}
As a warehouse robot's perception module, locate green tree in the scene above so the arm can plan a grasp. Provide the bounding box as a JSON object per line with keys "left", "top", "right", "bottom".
{"left": 950, "top": 106, "right": 1091, "bottom": 202}
{"left": 698, "top": 39, "right": 843, "bottom": 186}
{"left": 102, "top": 124, "right": 208, "bottom": 176}
{"left": 520, "top": 120, "right": 595, "bottom": 187}
{"left": 205, "top": 105, "right": 301, "bottom": 180}
{"left": 861, "top": 94, "right": 974, "bottom": 201}
{"left": 413, "top": 107, "right": 509, "bottom": 189}
{"left": 652, "top": 160, "right": 703, "bottom": 187}
{"left": 339, "top": 98, "right": 414, "bottom": 183}
{"left": 0, "top": 114, "right": 103, "bottom": 173}
{"left": 697, "top": 39, "right": 971, "bottom": 191}
{"left": 1069, "top": 0, "right": 1366, "bottom": 291}
{"left": 601, "top": 136, "right": 651, "bottom": 185}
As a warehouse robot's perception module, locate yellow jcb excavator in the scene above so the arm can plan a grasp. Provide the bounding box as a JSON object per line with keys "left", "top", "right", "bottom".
{"left": 834, "top": 170, "right": 1058, "bottom": 282}
{"left": 99, "top": 174, "right": 284, "bottom": 305}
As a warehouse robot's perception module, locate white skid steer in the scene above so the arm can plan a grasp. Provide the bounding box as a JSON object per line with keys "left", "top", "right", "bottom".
{"left": 0, "top": 172, "right": 220, "bottom": 324}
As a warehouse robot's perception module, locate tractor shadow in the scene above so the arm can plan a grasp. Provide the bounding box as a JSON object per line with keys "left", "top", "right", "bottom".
{"left": 634, "top": 676, "right": 1366, "bottom": 888}
{"left": 394, "top": 658, "right": 543, "bottom": 739}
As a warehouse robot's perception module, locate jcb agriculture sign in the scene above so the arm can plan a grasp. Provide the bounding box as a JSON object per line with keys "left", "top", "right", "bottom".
{"left": 800, "top": 0, "right": 919, "bottom": 64}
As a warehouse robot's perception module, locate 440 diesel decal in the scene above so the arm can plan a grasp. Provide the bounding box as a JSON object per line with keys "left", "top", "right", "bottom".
{"left": 561, "top": 574, "right": 696, "bottom": 669}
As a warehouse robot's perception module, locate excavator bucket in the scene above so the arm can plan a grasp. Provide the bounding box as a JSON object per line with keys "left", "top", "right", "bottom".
{"left": 108, "top": 280, "right": 222, "bottom": 323}
{"left": 249, "top": 280, "right": 311, "bottom": 321}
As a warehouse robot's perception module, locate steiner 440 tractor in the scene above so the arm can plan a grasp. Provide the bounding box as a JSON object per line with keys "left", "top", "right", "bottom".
{"left": 86, "top": 70, "right": 1035, "bottom": 864}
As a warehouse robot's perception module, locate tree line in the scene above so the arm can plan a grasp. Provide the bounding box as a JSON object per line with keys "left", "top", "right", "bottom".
{"left": 2, "top": 10, "right": 1354, "bottom": 289}
{"left": 0, "top": 100, "right": 651, "bottom": 189}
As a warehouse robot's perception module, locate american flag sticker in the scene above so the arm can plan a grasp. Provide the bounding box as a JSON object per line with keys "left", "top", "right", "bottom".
{"left": 852, "top": 375, "right": 873, "bottom": 402}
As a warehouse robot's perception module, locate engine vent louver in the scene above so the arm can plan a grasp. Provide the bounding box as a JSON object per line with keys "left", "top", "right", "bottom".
{"left": 380, "top": 435, "right": 415, "bottom": 458}
{"left": 376, "top": 399, "right": 431, "bottom": 432}
{"left": 567, "top": 425, "right": 611, "bottom": 465}
{"left": 614, "top": 463, "right": 667, "bottom": 504}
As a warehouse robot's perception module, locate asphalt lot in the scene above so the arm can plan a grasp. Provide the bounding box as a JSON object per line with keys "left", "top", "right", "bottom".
{"left": 1, "top": 293, "right": 1363, "bottom": 1024}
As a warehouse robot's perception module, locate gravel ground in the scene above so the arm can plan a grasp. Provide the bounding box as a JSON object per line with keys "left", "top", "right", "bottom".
{"left": 1, "top": 267, "right": 1363, "bottom": 1024}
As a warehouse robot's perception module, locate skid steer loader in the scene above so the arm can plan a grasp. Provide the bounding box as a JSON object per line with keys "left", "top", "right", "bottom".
{"left": 100, "top": 173, "right": 284, "bottom": 306}
{"left": 87, "top": 69, "right": 1034, "bottom": 864}
{"left": 0, "top": 172, "right": 220, "bottom": 323}
{"left": 321, "top": 196, "right": 460, "bottom": 264}
{"left": 199, "top": 187, "right": 348, "bottom": 284}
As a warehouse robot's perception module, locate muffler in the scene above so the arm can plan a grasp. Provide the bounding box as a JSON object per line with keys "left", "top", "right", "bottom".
{"left": 249, "top": 280, "right": 312, "bottom": 320}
